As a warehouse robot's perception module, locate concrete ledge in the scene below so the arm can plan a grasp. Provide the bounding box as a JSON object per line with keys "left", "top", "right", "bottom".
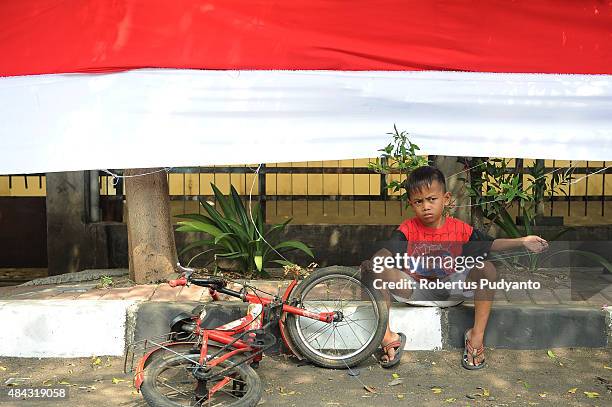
{"left": 0, "top": 300, "right": 135, "bottom": 357}
{"left": 444, "top": 304, "right": 609, "bottom": 349}
{"left": 390, "top": 307, "right": 443, "bottom": 350}
{"left": 0, "top": 300, "right": 609, "bottom": 358}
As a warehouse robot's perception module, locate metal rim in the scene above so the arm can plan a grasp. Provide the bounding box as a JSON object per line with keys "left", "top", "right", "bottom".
{"left": 294, "top": 274, "right": 380, "bottom": 361}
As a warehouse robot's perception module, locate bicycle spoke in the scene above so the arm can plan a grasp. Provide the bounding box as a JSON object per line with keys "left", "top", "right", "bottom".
{"left": 304, "top": 321, "right": 334, "bottom": 343}
{"left": 157, "top": 379, "right": 192, "bottom": 398}
{"left": 300, "top": 318, "right": 323, "bottom": 332}
{"left": 320, "top": 325, "right": 336, "bottom": 351}
{"left": 341, "top": 316, "right": 366, "bottom": 349}
{"left": 294, "top": 272, "right": 380, "bottom": 361}
{"left": 343, "top": 315, "right": 375, "bottom": 336}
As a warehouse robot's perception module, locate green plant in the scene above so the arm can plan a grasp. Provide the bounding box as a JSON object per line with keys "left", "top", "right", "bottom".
{"left": 98, "top": 275, "right": 114, "bottom": 289}
{"left": 368, "top": 125, "right": 429, "bottom": 204}
{"left": 459, "top": 159, "right": 612, "bottom": 272}
{"left": 460, "top": 159, "right": 575, "bottom": 237}
{"left": 175, "top": 184, "right": 314, "bottom": 277}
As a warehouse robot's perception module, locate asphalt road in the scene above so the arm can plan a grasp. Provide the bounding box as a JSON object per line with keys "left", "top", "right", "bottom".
{"left": 1, "top": 348, "right": 611, "bottom": 406}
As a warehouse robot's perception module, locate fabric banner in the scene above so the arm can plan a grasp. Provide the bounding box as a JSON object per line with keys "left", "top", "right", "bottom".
{"left": 1, "top": 0, "right": 610, "bottom": 75}
{"left": 2, "top": 69, "right": 610, "bottom": 174}
{"left": 1, "top": 1, "right": 611, "bottom": 174}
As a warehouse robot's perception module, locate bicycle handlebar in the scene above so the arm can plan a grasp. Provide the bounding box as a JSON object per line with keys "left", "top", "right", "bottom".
{"left": 169, "top": 263, "right": 242, "bottom": 299}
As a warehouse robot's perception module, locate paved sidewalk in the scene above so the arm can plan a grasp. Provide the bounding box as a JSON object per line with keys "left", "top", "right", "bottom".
{"left": 1, "top": 349, "right": 611, "bottom": 406}
{"left": 0, "top": 272, "right": 610, "bottom": 307}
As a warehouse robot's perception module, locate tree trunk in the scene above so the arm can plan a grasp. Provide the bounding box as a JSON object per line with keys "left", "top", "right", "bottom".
{"left": 468, "top": 157, "right": 489, "bottom": 233}
{"left": 125, "top": 168, "right": 177, "bottom": 283}
{"left": 432, "top": 155, "right": 471, "bottom": 223}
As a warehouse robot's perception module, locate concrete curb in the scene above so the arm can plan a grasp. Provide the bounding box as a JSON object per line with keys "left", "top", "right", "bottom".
{"left": 0, "top": 300, "right": 609, "bottom": 358}
{"left": 0, "top": 300, "right": 135, "bottom": 357}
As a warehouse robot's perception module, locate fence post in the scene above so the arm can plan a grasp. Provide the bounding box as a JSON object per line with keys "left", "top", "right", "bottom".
{"left": 258, "top": 164, "right": 266, "bottom": 222}
{"left": 379, "top": 157, "right": 388, "bottom": 199}
{"left": 534, "top": 159, "right": 545, "bottom": 217}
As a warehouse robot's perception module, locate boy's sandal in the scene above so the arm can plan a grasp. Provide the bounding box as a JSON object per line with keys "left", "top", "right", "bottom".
{"left": 379, "top": 332, "right": 407, "bottom": 369}
{"left": 462, "top": 329, "right": 486, "bottom": 370}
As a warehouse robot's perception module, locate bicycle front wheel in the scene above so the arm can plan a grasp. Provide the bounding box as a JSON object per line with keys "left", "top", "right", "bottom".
{"left": 141, "top": 351, "right": 262, "bottom": 407}
{"left": 285, "top": 266, "right": 388, "bottom": 369}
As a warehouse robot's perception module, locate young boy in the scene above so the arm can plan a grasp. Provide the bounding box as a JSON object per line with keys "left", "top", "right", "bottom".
{"left": 361, "top": 165, "right": 548, "bottom": 369}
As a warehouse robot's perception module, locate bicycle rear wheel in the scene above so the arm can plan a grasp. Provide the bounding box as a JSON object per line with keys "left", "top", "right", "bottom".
{"left": 141, "top": 351, "right": 262, "bottom": 407}
{"left": 285, "top": 266, "right": 388, "bottom": 369}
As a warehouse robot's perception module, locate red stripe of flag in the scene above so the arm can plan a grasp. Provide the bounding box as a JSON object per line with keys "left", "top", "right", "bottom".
{"left": 0, "top": 0, "right": 611, "bottom": 76}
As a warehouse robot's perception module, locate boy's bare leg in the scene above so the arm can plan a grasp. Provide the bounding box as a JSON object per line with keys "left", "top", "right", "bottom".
{"left": 464, "top": 261, "right": 497, "bottom": 366}
{"left": 361, "top": 248, "right": 412, "bottom": 362}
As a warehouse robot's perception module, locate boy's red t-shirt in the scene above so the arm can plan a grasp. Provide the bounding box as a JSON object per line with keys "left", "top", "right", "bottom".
{"left": 393, "top": 216, "right": 489, "bottom": 281}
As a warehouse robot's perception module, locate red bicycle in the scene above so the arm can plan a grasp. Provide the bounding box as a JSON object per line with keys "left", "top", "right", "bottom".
{"left": 129, "top": 263, "right": 388, "bottom": 407}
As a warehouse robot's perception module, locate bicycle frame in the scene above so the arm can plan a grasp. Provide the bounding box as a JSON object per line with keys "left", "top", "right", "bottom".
{"left": 133, "top": 277, "right": 336, "bottom": 397}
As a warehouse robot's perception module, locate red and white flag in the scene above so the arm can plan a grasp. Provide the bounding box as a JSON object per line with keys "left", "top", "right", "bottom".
{"left": 1, "top": 0, "right": 611, "bottom": 174}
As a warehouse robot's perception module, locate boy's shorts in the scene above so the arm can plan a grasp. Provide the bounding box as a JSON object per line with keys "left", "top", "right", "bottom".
{"left": 390, "top": 267, "right": 475, "bottom": 307}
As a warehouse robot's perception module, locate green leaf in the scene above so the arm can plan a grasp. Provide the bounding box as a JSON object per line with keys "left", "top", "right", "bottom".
{"left": 215, "top": 251, "right": 243, "bottom": 259}
{"left": 177, "top": 221, "right": 224, "bottom": 238}
{"left": 583, "top": 391, "right": 599, "bottom": 398}
{"left": 230, "top": 185, "right": 250, "bottom": 229}
{"left": 214, "top": 232, "right": 234, "bottom": 245}
{"left": 274, "top": 241, "right": 314, "bottom": 257}
{"left": 176, "top": 225, "right": 203, "bottom": 233}
{"left": 211, "top": 183, "right": 237, "bottom": 219}
{"left": 198, "top": 197, "right": 232, "bottom": 233}
{"left": 175, "top": 213, "right": 215, "bottom": 224}
{"left": 523, "top": 208, "right": 533, "bottom": 235}
{"left": 265, "top": 218, "right": 292, "bottom": 239}
{"left": 254, "top": 255, "right": 263, "bottom": 271}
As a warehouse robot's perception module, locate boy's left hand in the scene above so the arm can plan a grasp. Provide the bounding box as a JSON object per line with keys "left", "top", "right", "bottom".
{"left": 522, "top": 235, "right": 549, "bottom": 253}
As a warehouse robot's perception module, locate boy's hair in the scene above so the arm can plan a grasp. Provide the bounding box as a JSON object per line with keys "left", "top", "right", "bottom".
{"left": 406, "top": 166, "right": 446, "bottom": 198}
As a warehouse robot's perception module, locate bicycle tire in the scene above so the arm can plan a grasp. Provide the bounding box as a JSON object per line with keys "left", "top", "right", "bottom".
{"left": 285, "top": 266, "right": 388, "bottom": 369}
{"left": 141, "top": 351, "right": 262, "bottom": 407}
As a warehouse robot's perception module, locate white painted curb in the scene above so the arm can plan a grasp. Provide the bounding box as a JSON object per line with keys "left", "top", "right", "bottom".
{"left": 0, "top": 300, "right": 445, "bottom": 358}
{"left": 389, "top": 306, "right": 443, "bottom": 350}
{"left": 0, "top": 300, "right": 136, "bottom": 358}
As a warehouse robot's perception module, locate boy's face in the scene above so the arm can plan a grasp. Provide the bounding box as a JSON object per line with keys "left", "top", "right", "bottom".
{"left": 408, "top": 180, "right": 451, "bottom": 227}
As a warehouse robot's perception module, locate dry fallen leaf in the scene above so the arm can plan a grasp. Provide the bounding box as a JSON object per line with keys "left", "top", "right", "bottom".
{"left": 538, "top": 393, "right": 547, "bottom": 398}
{"left": 431, "top": 387, "right": 443, "bottom": 394}
{"left": 0, "top": 366, "right": 6, "bottom": 371}
{"left": 546, "top": 350, "right": 556, "bottom": 359}
{"left": 397, "top": 394, "right": 405, "bottom": 400}
{"left": 392, "top": 373, "right": 400, "bottom": 379}
{"left": 364, "top": 385, "right": 377, "bottom": 394}
{"left": 388, "top": 378, "right": 403, "bottom": 386}
{"left": 583, "top": 391, "right": 600, "bottom": 399}
{"left": 91, "top": 356, "right": 102, "bottom": 367}
{"left": 112, "top": 378, "right": 126, "bottom": 384}
{"left": 567, "top": 388, "right": 577, "bottom": 394}
{"left": 604, "top": 365, "right": 612, "bottom": 370}
{"left": 58, "top": 380, "right": 70, "bottom": 385}
{"left": 444, "top": 398, "right": 456, "bottom": 403}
